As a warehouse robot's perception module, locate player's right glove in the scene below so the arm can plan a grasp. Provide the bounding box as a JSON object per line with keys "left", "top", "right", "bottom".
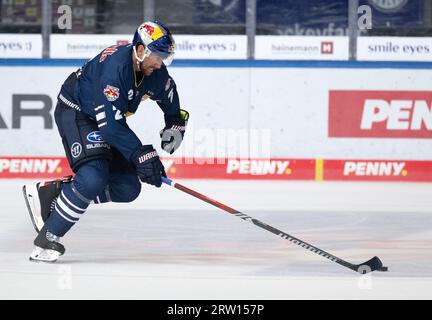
{"left": 160, "top": 109, "right": 189, "bottom": 154}
{"left": 131, "top": 145, "right": 166, "bottom": 187}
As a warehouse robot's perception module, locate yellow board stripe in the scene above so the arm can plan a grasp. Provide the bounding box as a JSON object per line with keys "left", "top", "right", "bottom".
{"left": 315, "top": 159, "right": 324, "bottom": 181}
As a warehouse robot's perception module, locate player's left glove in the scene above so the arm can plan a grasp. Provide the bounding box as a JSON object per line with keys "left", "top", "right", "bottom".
{"left": 131, "top": 145, "right": 166, "bottom": 188}
{"left": 160, "top": 109, "right": 189, "bottom": 154}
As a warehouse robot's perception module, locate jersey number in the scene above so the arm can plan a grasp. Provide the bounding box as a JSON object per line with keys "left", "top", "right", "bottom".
{"left": 113, "top": 106, "right": 123, "bottom": 120}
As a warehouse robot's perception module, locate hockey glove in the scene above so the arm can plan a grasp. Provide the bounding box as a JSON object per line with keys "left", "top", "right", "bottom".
{"left": 160, "top": 109, "right": 189, "bottom": 154}
{"left": 131, "top": 145, "right": 166, "bottom": 187}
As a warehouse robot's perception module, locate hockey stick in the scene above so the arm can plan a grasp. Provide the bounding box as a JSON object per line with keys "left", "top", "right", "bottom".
{"left": 162, "top": 176, "right": 388, "bottom": 274}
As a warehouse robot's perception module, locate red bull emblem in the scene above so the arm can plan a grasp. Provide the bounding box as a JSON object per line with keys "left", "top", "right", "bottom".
{"left": 103, "top": 85, "right": 120, "bottom": 102}
{"left": 144, "top": 24, "right": 155, "bottom": 36}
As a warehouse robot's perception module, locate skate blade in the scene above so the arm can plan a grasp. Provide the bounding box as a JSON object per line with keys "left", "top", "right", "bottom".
{"left": 29, "top": 246, "right": 60, "bottom": 263}
{"left": 22, "top": 184, "right": 43, "bottom": 233}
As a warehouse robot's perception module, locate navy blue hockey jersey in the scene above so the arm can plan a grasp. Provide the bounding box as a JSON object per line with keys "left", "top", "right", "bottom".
{"left": 68, "top": 44, "right": 181, "bottom": 161}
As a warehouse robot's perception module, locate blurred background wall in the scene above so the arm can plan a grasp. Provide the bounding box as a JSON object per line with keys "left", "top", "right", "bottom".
{"left": 1, "top": 0, "right": 431, "bottom": 182}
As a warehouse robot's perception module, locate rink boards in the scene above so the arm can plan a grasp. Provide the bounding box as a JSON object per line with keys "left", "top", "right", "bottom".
{"left": 1, "top": 156, "right": 432, "bottom": 182}
{"left": 0, "top": 60, "right": 431, "bottom": 182}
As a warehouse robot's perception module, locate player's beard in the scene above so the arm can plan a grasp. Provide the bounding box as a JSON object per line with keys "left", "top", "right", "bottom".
{"left": 138, "top": 60, "right": 152, "bottom": 76}
{"left": 143, "top": 68, "right": 153, "bottom": 76}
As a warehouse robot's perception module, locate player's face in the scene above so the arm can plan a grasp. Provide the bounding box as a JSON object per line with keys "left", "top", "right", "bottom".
{"left": 141, "top": 52, "right": 163, "bottom": 76}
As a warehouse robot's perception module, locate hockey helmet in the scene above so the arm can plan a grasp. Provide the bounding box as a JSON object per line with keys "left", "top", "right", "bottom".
{"left": 132, "top": 21, "right": 175, "bottom": 66}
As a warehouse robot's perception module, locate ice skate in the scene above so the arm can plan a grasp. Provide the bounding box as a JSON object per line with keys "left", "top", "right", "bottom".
{"left": 29, "top": 226, "right": 65, "bottom": 263}
{"left": 23, "top": 176, "right": 72, "bottom": 233}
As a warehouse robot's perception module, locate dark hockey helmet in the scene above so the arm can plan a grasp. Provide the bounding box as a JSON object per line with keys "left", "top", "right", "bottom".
{"left": 132, "top": 21, "right": 175, "bottom": 66}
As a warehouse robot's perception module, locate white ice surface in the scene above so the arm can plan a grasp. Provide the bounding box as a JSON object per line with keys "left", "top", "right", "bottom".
{"left": 0, "top": 179, "right": 431, "bottom": 299}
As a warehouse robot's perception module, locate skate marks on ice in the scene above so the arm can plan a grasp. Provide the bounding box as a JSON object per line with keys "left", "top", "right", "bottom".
{"left": 12, "top": 209, "right": 432, "bottom": 277}
{"left": 1, "top": 207, "right": 432, "bottom": 298}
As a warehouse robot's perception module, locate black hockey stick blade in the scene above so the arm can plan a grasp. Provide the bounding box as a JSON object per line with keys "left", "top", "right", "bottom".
{"left": 354, "top": 256, "right": 388, "bottom": 274}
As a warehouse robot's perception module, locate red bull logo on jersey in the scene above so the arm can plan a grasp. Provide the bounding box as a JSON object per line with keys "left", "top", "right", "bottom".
{"left": 103, "top": 85, "right": 120, "bottom": 102}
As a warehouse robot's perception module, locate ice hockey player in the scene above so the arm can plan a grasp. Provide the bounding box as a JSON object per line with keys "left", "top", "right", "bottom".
{"left": 22, "top": 21, "right": 189, "bottom": 262}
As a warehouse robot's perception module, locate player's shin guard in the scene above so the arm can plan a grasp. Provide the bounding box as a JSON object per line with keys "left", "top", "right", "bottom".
{"left": 44, "top": 181, "right": 91, "bottom": 237}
